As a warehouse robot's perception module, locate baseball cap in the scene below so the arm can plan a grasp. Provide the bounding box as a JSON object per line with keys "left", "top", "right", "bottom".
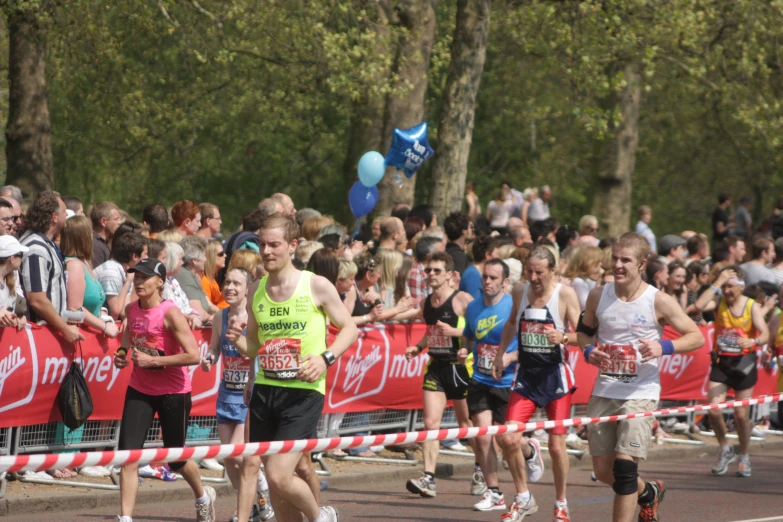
{"left": 0, "top": 236, "right": 29, "bottom": 258}
{"left": 127, "top": 258, "right": 167, "bottom": 280}
{"left": 659, "top": 234, "right": 686, "bottom": 255}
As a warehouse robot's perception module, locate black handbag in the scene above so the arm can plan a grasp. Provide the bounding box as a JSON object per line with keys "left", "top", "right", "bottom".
{"left": 57, "top": 343, "right": 94, "bottom": 429}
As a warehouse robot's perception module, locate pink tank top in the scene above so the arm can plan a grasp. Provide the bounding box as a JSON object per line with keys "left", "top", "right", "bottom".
{"left": 127, "top": 299, "right": 192, "bottom": 396}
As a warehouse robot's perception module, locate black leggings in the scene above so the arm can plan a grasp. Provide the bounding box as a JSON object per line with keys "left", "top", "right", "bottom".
{"left": 118, "top": 387, "right": 192, "bottom": 471}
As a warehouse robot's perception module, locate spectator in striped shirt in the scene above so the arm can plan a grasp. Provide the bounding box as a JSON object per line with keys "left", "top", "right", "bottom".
{"left": 19, "top": 191, "right": 85, "bottom": 344}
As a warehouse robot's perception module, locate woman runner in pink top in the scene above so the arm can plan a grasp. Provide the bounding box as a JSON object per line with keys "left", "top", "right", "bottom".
{"left": 113, "top": 258, "right": 217, "bottom": 522}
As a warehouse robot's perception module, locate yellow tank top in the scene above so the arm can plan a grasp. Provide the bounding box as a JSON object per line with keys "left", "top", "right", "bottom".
{"left": 774, "top": 312, "right": 783, "bottom": 392}
{"left": 252, "top": 271, "right": 328, "bottom": 394}
{"left": 714, "top": 297, "right": 756, "bottom": 356}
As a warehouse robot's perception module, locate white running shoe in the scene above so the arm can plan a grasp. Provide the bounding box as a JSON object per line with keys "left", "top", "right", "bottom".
{"left": 474, "top": 489, "right": 506, "bottom": 511}
{"left": 195, "top": 485, "right": 216, "bottom": 522}
{"left": 22, "top": 470, "right": 52, "bottom": 481}
{"left": 500, "top": 495, "right": 538, "bottom": 521}
{"left": 736, "top": 455, "right": 751, "bottom": 477}
{"left": 318, "top": 506, "right": 339, "bottom": 522}
{"left": 406, "top": 472, "right": 436, "bottom": 497}
{"left": 712, "top": 445, "right": 737, "bottom": 475}
{"left": 200, "top": 459, "right": 224, "bottom": 471}
{"left": 470, "top": 469, "right": 487, "bottom": 496}
{"left": 525, "top": 439, "right": 544, "bottom": 483}
{"left": 80, "top": 465, "right": 111, "bottom": 477}
{"left": 442, "top": 440, "right": 469, "bottom": 451}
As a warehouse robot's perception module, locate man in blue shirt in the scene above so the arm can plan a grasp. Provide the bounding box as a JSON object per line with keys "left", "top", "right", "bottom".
{"left": 459, "top": 235, "right": 498, "bottom": 300}
{"left": 460, "top": 259, "right": 543, "bottom": 512}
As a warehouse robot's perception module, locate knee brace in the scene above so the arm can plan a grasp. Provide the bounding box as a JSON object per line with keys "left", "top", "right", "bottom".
{"left": 612, "top": 459, "right": 638, "bottom": 495}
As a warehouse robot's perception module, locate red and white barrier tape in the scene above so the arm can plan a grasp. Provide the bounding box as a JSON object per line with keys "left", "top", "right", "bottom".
{"left": 1, "top": 393, "right": 779, "bottom": 473}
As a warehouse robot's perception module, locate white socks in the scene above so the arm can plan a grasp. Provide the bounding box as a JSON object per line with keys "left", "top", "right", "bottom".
{"left": 555, "top": 499, "right": 568, "bottom": 508}
{"left": 195, "top": 492, "right": 210, "bottom": 505}
{"left": 515, "top": 491, "right": 531, "bottom": 503}
{"left": 118, "top": 517, "right": 133, "bottom": 522}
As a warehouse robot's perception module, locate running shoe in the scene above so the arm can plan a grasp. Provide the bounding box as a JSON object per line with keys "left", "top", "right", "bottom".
{"left": 470, "top": 469, "right": 487, "bottom": 496}
{"left": 553, "top": 504, "right": 571, "bottom": 522}
{"left": 318, "top": 506, "right": 339, "bottom": 522}
{"left": 711, "top": 445, "right": 737, "bottom": 475}
{"left": 525, "top": 439, "right": 544, "bottom": 483}
{"left": 500, "top": 496, "right": 538, "bottom": 521}
{"left": 736, "top": 455, "right": 751, "bottom": 477}
{"left": 406, "top": 472, "right": 436, "bottom": 497}
{"left": 195, "top": 485, "right": 216, "bottom": 522}
{"left": 473, "top": 489, "right": 506, "bottom": 511}
{"left": 256, "top": 492, "right": 275, "bottom": 521}
{"left": 200, "top": 459, "right": 224, "bottom": 471}
{"left": 637, "top": 480, "right": 665, "bottom": 522}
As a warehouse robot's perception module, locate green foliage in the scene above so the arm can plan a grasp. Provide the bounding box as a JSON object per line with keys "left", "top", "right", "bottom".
{"left": 1, "top": 0, "right": 783, "bottom": 238}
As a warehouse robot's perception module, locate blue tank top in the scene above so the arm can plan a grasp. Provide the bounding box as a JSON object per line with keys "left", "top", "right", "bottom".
{"left": 218, "top": 308, "right": 251, "bottom": 404}
{"left": 463, "top": 294, "right": 517, "bottom": 388}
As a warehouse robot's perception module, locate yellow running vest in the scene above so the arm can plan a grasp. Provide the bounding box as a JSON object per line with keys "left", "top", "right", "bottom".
{"left": 714, "top": 297, "right": 756, "bottom": 356}
{"left": 252, "top": 271, "right": 328, "bottom": 394}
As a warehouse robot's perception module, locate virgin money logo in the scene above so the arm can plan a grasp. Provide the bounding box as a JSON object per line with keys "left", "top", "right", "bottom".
{"left": 327, "top": 325, "right": 389, "bottom": 410}
{"left": 0, "top": 326, "right": 38, "bottom": 414}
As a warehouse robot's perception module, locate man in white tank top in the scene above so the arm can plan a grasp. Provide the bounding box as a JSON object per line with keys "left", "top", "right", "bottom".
{"left": 492, "top": 246, "right": 581, "bottom": 522}
{"left": 578, "top": 233, "right": 702, "bottom": 522}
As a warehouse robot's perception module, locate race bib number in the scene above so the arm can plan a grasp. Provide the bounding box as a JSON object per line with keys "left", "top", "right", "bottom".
{"left": 600, "top": 344, "right": 638, "bottom": 383}
{"left": 131, "top": 337, "right": 164, "bottom": 370}
{"left": 519, "top": 320, "right": 555, "bottom": 354}
{"left": 716, "top": 327, "right": 746, "bottom": 355}
{"left": 476, "top": 343, "right": 498, "bottom": 374}
{"left": 427, "top": 325, "right": 454, "bottom": 358}
{"left": 257, "top": 338, "right": 302, "bottom": 381}
{"left": 222, "top": 355, "right": 252, "bottom": 391}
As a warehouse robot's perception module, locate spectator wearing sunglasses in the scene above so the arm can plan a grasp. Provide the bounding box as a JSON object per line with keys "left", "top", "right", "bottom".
{"left": 0, "top": 196, "right": 23, "bottom": 237}
{"left": 0, "top": 198, "right": 17, "bottom": 237}
{"left": 201, "top": 239, "right": 228, "bottom": 310}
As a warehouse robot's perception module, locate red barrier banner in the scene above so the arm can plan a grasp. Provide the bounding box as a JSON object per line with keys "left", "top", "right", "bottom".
{"left": 0, "top": 325, "right": 221, "bottom": 428}
{"left": 0, "top": 322, "right": 778, "bottom": 427}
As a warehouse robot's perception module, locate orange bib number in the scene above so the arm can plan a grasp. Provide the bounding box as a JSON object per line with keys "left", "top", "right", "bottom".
{"left": 601, "top": 344, "right": 638, "bottom": 383}
{"left": 258, "top": 338, "right": 302, "bottom": 381}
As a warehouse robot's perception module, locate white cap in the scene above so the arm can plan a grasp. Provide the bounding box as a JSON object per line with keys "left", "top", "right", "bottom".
{"left": 0, "top": 235, "right": 29, "bottom": 258}
{"left": 65, "top": 209, "right": 76, "bottom": 219}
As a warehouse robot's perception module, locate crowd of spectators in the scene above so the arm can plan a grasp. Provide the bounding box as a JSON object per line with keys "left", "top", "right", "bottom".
{"left": 3, "top": 182, "right": 783, "bottom": 480}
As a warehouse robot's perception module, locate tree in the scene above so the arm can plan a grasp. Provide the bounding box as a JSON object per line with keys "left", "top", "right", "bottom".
{"left": 428, "top": 0, "right": 491, "bottom": 219}
{"left": 2, "top": 0, "right": 53, "bottom": 197}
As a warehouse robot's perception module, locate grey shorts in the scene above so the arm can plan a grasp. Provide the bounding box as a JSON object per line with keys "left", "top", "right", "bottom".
{"left": 586, "top": 396, "right": 658, "bottom": 460}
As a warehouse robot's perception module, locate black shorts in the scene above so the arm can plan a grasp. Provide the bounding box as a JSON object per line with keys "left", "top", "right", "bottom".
{"left": 423, "top": 361, "right": 470, "bottom": 400}
{"left": 248, "top": 384, "right": 324, "bottom": 443}
{"left": 118, "top": 387, "right": 192, "bottom": 471}
{"left": 710, "top": 354, "right": 758, "bottom": 391}
{"left": 467, "top": 381, "right": 510, "bottom": 424}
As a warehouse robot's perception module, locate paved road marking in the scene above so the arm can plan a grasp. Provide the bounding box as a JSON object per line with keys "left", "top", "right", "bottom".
{"left": 730, "top": 517, "right": 783, "bottom": 522}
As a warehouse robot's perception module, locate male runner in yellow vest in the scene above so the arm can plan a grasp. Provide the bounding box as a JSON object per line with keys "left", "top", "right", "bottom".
{"left": 236, "top": 213, "right": 358, "bottom": 522}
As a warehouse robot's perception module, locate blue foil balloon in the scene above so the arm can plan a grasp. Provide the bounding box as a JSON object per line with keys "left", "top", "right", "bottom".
{"left": 348, "top": 181, "right": 379, "bottom": 218}
{"left": 358, "top": 151, "right": 386, "bottom": 187}
{"left": 384, "top": 122, "right": 435, "bottom": 179}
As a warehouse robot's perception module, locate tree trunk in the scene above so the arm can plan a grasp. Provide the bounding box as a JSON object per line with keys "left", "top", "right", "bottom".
{"left": 340, "top": 2, "right": 390, "bottom": 225}
{"left": 591, "top": 63, "right": 641, "bottom": 237}
{"left": 374, "top": 0, "right": 437, "bottom": 217}
{"left": 4, "top": 3, "right": 53, "bottom": 197}
{"left": 428, "top": 0, "right": 490, "bottom": 219}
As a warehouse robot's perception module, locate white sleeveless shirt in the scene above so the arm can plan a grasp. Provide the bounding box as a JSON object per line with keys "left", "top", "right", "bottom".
{"left": 593, "top": 282, "right": 663, "bottom": 400}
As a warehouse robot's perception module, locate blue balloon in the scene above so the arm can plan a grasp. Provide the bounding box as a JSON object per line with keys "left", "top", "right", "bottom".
{"left": 384, "top": 122, "right": 435, "bottom": 179}
{"left": 358, "top": 151, "right": 386, "bottom": 187}
{"left": 348, "top": 181, "right": 379, "bottom": 218}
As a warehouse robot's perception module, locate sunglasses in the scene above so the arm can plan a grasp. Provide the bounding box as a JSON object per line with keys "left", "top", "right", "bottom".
{"left": 13, "top": 253, "right": 23, "bottom": 259}
{"left": 424, "top": 268, "right": 444, "bottom": 275}
{"left": 217, "top": 251, "right": 226, "bottom": 257}
{"left": 0, "top": 215, "right": 20, "bottom": 223}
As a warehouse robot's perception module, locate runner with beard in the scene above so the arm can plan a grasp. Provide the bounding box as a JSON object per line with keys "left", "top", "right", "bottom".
{"left": 492, "top": 247, "right": 580, "bottom": 522}
{"left": 578, "top": 233, "right": 702, "bottom": 522}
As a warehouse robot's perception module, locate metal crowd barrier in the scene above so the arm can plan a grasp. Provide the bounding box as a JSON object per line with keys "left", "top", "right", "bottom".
{"left": 13, "top": 420, "right": 121, "bottom": 490}
{"left": 325, "top": 409, "right": 418, "bottom": 465}
{"left": 0, "top": 427, "right": 10, "bottom": 499}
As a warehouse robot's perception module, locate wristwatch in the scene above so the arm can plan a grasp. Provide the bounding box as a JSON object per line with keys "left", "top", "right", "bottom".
{"left": 321, "top": 350, "right": 337, "bottom": 367}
